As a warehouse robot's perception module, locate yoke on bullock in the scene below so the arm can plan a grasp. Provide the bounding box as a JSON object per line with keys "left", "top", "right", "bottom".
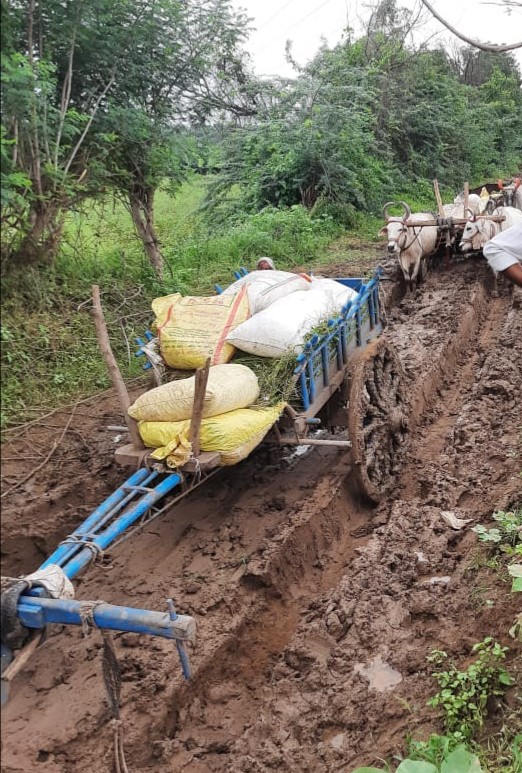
{"left": 378, "top": 179, "right": 511, "bottom": 290}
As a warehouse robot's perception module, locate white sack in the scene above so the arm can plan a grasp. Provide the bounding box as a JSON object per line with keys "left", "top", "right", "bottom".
{"left": 310, "top": 277, "right": 358, "bottom": 308}
{"left": 221, "top": 270, "right": 312, "bottom": 313}
{"left": 226, "top": 286, "right": 355, "bottom": 358}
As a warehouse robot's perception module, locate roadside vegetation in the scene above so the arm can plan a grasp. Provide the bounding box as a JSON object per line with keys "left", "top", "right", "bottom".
{"left": 2, "top": 0, "right": 521, "bottom": 427}
{"left": 352, "top": 505, "right": 522, "bottom": 773}
{"left": 0, "top": 178, "right": 347, "bottom": 428}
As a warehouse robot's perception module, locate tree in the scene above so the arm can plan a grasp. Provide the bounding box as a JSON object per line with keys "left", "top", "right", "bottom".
{"left": 1, "top": 0, "right": 251, "bottom": 276}
{"left": 207, "top": 47, "right": 392, "bottom": 217}
{"left": 419, "top": 0, "right": 522, "bottom": 53}
{"left": 102, "top": 0, "right": 251, "bottom": 278}
{"left": 1, "top": 0, "right": 132, "bottom": 266}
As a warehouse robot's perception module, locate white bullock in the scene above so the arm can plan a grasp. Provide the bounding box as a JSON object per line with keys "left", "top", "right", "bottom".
{"left": 379, "top": 202, "right": 440, "bottom": 290}
{"left": 449, "top": 192, "right": 484, "bottom": 217}
{"left": 460, "top": 206, "right": 522, "bottom": 252}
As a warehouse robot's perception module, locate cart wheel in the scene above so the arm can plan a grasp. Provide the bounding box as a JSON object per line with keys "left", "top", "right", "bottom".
{"left": 348, "top": 337, "right": 409, "bottom": 503}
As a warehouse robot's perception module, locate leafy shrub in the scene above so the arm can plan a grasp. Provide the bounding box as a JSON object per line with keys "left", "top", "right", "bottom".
{"left": 427, "top": 639, "right": 513, "bottom": 742}
{"left": 351, "top": 744, "right": 483, "bottom": 772}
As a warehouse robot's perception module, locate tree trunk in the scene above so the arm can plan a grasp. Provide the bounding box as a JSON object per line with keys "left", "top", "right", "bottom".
{"left": 14, "top": 200, "right": 64, "bottom": 265}
{"left": 128, "top": 187, "right": 164, "bottom": 279}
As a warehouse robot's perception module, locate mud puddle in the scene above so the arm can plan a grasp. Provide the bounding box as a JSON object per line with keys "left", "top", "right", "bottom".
{"left": 1, "top": 261, "right": 521, "bottom": 772}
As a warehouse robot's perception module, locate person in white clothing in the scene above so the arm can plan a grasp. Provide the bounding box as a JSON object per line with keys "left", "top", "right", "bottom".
{"left": 256, "top": 257, "right": 276, "bottom": 270}
{"left": 482, "top": 222, "right": 522, "bottom": 288}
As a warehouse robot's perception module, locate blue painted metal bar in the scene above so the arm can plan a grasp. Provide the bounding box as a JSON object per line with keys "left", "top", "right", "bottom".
{"left": 167, "top": 599, "right": 192, "bottom": 678}
{"left": 321, "top": 339, "right": 329, "bottom": 386}
{"left": 233, "top": 270, "right": 241, "bottom": 280}
{"left": 62, "top": 473, "right": 182, "bottom": 579}
{"left": 335, "top": 278, "right": 363, "bottom": 291}
{"left": 214, "top": 284, "right": 223, "bottom": 295}
{"left": 43, "top": 471, "right": 160, "bottom": 569}
{"left": 40, "top": 469, "right": 150, "bottom": 570}
{"left": 17, "top": 596, "right": 195, "bottom": 642}
{"left": 341, "top": 301, "right": 352, "bottom": 363}
{"left": 61, "top": 471, "right": 161, "bottom": 553}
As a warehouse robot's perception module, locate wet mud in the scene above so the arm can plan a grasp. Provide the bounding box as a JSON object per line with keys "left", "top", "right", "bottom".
{"left": 1, "top": 258, "right": 521, "bottom": 772}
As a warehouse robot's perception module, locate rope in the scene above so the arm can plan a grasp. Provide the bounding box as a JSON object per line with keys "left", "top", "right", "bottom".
{"left": 78, "top": 599, "right": 105, "bottom": 637}
{"left": 1, "top": 565, "right": 73, "bottom": 651}
{"left": 103, "top": 632, "right": 129, "bottom": 773}
{"left": 78, "top": 600, "right": 129, "bottom": 773}
{"left": 191, "top": 456, "right": 202, "bottom": 485}
{"left": 59, "top": 535, "right": 105, "bottom": 561}
{"left": 0, "top": 577, "right": 31, "bottom": 650}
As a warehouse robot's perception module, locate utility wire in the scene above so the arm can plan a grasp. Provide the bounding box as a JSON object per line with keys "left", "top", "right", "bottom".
{"left": 256, "top": 0, "right": 300, "bottom": 33}
{"left": 256, "top": 0, "right": 338, "bottom": 54}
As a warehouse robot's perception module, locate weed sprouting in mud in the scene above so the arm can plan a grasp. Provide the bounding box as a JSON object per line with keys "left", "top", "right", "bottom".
{"left": 472, "top": 509, "right": 522, "bottom": 554}
{"left": 472, "top": 509, "right": 522, "bottom": 596}
{"left": 427, "top": 638, "right": 514, "bottom": 743}
{"left": 351, "top": 743, "right": 485, "bottom": 772}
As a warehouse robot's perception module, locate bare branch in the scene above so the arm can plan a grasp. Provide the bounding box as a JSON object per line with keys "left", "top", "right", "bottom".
{"left": 63, "top": 73, "right": 115, "bottom": 177}
{"left": 419, "top": 0, "right": 522, "bottom": 52}
{"left": 55, "top": 12, "right": 80, "bottom": 171}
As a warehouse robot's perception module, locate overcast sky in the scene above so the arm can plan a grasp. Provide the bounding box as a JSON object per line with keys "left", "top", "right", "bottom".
{"left": 231, "top": 0, "right": 522, "bottom": 77}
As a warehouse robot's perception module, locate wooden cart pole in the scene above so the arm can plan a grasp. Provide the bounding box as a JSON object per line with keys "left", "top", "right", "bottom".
{"left": 463, "top": 181, "right": 469, "bottom": 213}
{"left": 432, "top": 179, "right": 445, "bottom": 218}
{"left": 189, "top": 357, "right": 211, "bottom": 458}
{"left": 92, "top": 285, "right": 144, "bottom": 450}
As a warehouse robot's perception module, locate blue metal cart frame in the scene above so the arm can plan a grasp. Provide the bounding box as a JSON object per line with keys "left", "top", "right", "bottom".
{"left": 3, "top": 267, "right": 401, "bottom": 699}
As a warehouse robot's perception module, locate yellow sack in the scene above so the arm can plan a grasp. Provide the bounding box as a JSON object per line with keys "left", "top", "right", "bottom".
{"left": 140, "top": 404, "right": 283, "bottom": 468}
{"left": 128, "top": 364, "right": 260, "bottom": 422}
{"left": 153, "top": 289, "right": 250, "bottom": 369}
{"left": 152, "top": 292, "right": 182, "bottom": 326}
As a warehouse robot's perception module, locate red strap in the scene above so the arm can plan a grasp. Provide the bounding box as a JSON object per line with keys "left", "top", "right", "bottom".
{"left": 213, "top": 285, "right": 248, "bottom": 364}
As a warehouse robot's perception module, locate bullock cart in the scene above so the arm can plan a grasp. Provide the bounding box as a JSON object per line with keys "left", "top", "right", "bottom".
{"left": 1, "top": 268, "right": 409, "bottom": 703}
{"left": 382, "top": 179, "right": 508, "bottom": 275}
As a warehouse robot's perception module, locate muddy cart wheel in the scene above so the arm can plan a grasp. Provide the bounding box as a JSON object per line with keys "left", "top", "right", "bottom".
{"left": 348, "top": 337, "right": 409, "bottom": 503}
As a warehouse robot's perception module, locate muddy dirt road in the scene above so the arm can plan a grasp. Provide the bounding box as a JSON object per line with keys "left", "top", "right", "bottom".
{"left": 1, "top": 258, "right": 521, "bottom": 772}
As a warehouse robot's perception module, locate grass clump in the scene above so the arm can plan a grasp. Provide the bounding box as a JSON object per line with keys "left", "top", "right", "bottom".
{"left": 1, "top": 178, "right": 354, "bottom": 429}
{"left": 426, "top": 638, "right": 513, "bottom": 743}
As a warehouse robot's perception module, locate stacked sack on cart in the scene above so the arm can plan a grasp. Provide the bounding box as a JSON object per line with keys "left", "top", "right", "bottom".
{"left": 129, "top": 363, "right": 282, "bottom": 468}
{"left": 128, "top": 269, "right": 359, "bottom": 466}
{"left": 153, "top": 269, "right": 359, "bottom": 365}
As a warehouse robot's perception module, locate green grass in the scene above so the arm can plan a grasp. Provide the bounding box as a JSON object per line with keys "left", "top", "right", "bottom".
{"left": 2, "top": 175, "right": 371, "bottom": 429}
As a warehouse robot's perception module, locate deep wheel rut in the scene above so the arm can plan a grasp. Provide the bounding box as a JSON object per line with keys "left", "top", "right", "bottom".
{"left": 1, "top": 261, "right": 521, "bottom": 773}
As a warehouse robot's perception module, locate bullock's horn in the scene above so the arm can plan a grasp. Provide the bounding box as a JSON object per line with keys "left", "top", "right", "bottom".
{"left": 399, "top": 201, "right": 411, "bottom": 221}
{"left": 465, "top": 208, "right": 477, "bottom": 222}
{"left": 382, "top": 202, "right": 396, "bottom": 221}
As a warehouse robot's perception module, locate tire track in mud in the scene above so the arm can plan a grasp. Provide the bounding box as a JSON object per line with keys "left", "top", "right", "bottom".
{"left": 2, "top": 262, "right": 521, "bottom": 772}
{"left": 144, "top": 266, "right": 521, "bottom": 773}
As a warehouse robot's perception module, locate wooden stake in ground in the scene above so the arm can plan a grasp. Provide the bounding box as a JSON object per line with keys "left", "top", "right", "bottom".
{"left": 92, "top": 285, "right": 143, "bottom": 450}
{"left": 189, "top": 358, "right": 211, "bottom": 457}
{"left": 433, "top": 179, "right": 445, "bottom": 218}
{"left": 464, "top": 181, "right": 469, "bottom": 213}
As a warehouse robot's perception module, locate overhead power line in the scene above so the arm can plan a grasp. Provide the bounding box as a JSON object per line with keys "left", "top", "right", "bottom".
{"left": 256, "top": 0, "right": 300, "bottom": 33}
{"left": 256, "top": 0, "right": 339, "bottom": 54}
